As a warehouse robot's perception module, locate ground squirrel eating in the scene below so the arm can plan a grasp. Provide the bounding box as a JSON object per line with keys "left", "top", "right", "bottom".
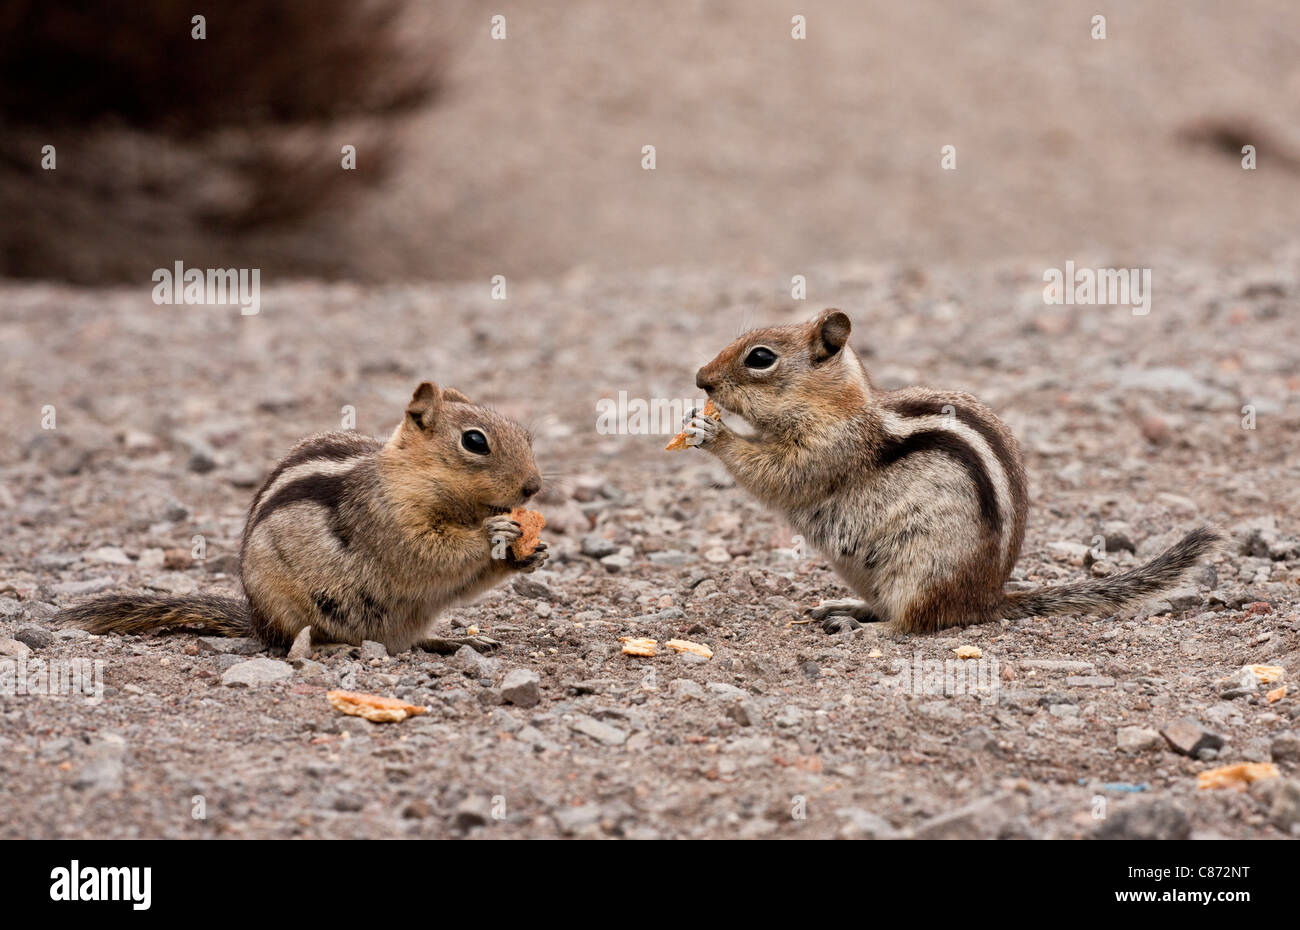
{"left": 58, "top": 382, "right": 547, "bottom": 654}
{"left": 684, "top": 308, "right": 1222, "bottom": 634}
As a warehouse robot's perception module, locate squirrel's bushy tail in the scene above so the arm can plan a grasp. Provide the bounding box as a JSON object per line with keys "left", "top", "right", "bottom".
{"left": 57, "top": 594, "right": 250, "bottom": 638}
{"left": 999, "top": 526, "right": 1224, "bottom": 620}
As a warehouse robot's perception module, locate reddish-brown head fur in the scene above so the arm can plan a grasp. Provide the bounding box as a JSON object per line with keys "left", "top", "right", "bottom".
{"left": 694, "top": 309, "right": 871, "bottom": 433}
{"left": 382, "top": 382, "right": 541, "bottom": 527}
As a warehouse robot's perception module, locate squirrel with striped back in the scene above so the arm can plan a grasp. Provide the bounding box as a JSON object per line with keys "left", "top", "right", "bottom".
{"left": 58, "top": 382, "right": 547, "bottom": 654}
{"left": 682, "top": 308, "right": 1223, "bottom": 634}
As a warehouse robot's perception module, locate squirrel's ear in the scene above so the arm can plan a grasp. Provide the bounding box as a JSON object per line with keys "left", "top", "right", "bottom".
{"left": 811, "top": 309, "right": 850, "bottom": 363}
{"left": 405, "top": 381, "right": 443, "bottom": 431}
{"left": 442, "top": 387, "right": 472, "bottom": 405}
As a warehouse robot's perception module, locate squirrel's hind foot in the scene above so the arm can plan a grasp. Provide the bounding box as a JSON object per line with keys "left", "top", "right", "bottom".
{"left": 806, "top": 598, "right": 884, "bottom": 633}
{"left": 415, "top": 634, "right": 501, "bottom": 655}
{"left": 821, "top": 615, "right": 865, "bottom": 634}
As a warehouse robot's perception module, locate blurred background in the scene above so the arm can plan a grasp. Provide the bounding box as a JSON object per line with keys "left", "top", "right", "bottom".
{"left": 4, "top": 0, "right": 1300, "bottom": 284}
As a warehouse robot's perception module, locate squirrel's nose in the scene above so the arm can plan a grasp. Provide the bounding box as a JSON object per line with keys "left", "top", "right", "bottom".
{"left": 695, "top": 369, "right": 714, "bottom": 392}
{"left": 521, "top": 475, "right": 541, "bottom": 500}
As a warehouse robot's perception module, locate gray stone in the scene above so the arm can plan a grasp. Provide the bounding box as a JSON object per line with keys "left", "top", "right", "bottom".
{"left": 1020, "top": 659, "right": 1095, "bottom": 673}
{"left": 198, "top": 636, "right": 261, "bottom": 655}
{"left": 740, "top": 656, "right": 778, "bottom": 681}
{"left": 920, "top": 701, "right": 968, "bottom": 723}
{"left": 454, "top": 644, "right": 500, "bottom": 677}
{"left": 517, "top": 725, "right": 563, "bottom": 752}
{"left": 554, "top": 803, "right": 602, "bottom": 835}
{"left": 570, "top": 714, "right": 627, "bottom": 746}
{"left": 476, "top": 687, "right": 505, "bottom": 706}
{"left": 34, "top": 553, "right": 78, "bottom": 571}
{"left": 186, "top": 441, "right": 218, "bottom": 473}
{"left": 1117, "top": 726, "right": 1162, "bottom": 752}
{"left": 453, "top": 795, "right": 493, "bottom": 831}
{"left": 1047, "top": 541, "right": 1089, "bottom": 563}
{"left": 336, "top": 717, "right": 370, "bottom": 736}
{"left": 360, "top": 640, "right": 387, "bottom": 661}
{"left": 212, "top": 653, "right": 247, "bottom": 673}
{"left": 225, "top": 464, "right": 263, "bottom": 488}
{"left": 1270, "top": 732, "right": 1300, "bottom": 764}
{"left": 706, "top": 681, "right": 747, "bottom": 699}
{"left": 1096, "top": 800, "right": 1190, "bottom": 840}
{"left": 567, "top": 678, "right": 613, "bottom": 695}
{"left": 14, "top": 627, "right": 54, "bottom": 650}
{"left": 294, "top": 659, "right": 328, "bottom": 681}
{"left": 1164, "top": 586, "right": 1202, "bottom": 610}
{"left": 512, "top": 576, "right": 555, "bottom": 601}
{"left": 491, "top": 708, "right": 523, "bottom": 733}
{"left": 19, "top": 602, "right": 58, "bottom": 623}
{"left": 51, "top": 577, "right": 113, "bottom": 597}
{"left": 600, "top": 552, "right": 632, "bottom": 572}
{"left": 74, "top": 734, "right": 127, "bottom": 792}
{"left": 1067, "top": 675, "right": 1116, "bottom": 688}
{"left": 221, "top": 658, "right": 293, "bottom": 687}
{"left": 0, "top": 637, "right": 32, "bottom": 657}
{"left": 774, "top": 704, "right": 805, "bottom": 728}
{"left": 837, "top": 808, "right": 898, "bottom": 840}
{"left": 332, "top": 792, "right": 365, "bottom": 813}
{"left": 1218, "top": 666, "right": 1259, "bottom": 699}
{"left": 287, "top": 626, "right": 313, "bottom": 661}
{"left": 914, "top": 791, "right": 1027, "bottom": 840}
{"left": 580, "top": 534, "right": 618, "bottom": 559}
{"left": 1100, "top": 523, "right": 1136, "bottom": 553}
{"left": 85, "top": 545, "right": 131, "bottom": 565}
{"left": 959, "top": 726, "right": 1000, "bottom": 754}
{"left": 726, "top": 701, "right": 760, "bottom": 727}
{"left": 500, "top": 668, "right": 541, "bottom": 708}
{"left": 1269, "top": 780, "right": 1300, "bottom": 833}
{"left": 1115, "top": 368, "right": 1234, "bottom": 408}
{"left": 670, "top": 679, "right": 704, "bottom": 700}
{"left": 1234, "top": 517, "right": 1282, "bottom": 559}
{"left": 1161, "top": 716, "right": 1224, "bottom": 757}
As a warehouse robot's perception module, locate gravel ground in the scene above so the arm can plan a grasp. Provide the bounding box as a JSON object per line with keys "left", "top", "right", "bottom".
{"left": 1, "top": 260, "right": 1298, "bottom": 839}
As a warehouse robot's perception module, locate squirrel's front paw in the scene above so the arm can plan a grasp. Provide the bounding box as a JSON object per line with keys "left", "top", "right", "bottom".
{"left": 509, "top": 542, "right": 548, "bottom": 573}
{"left": 486, "top": 514, "right": 522, "bottom": 560}
{"left": 682, "top": 406, "right": 721, "bottom": 448}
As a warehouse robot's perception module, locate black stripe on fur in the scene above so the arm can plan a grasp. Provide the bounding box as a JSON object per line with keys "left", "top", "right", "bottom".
{"left": 249, "top": 432, "right": 379, "bottom": 512}
{"left": 248, "top": 470, "right": 350, "bottom": 535}
{"left": 886, "top": 396, "right": 1025, "bottom": 503}
{"left": 877, "top": 428, "right": 1002, "bottom": 533}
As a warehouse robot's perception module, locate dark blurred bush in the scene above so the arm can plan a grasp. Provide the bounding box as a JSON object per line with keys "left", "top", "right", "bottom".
{"left": 0, "top": 0, "right": 443, "bottom": 281}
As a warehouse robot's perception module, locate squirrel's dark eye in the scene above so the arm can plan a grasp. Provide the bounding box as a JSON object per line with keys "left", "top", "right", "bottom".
{"left": 461, "top": 430, "right": 490, "bottom": 455}
{"left": 744, "top": 346, "right": 777, "bottom": 369}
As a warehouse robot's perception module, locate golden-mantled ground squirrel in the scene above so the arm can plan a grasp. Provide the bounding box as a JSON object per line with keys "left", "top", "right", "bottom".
{"left": 59, "top": 382, "right": 547, "bottom": 653}
{"left": 684, "top": 308, "right": 1222, "bottom": 634}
